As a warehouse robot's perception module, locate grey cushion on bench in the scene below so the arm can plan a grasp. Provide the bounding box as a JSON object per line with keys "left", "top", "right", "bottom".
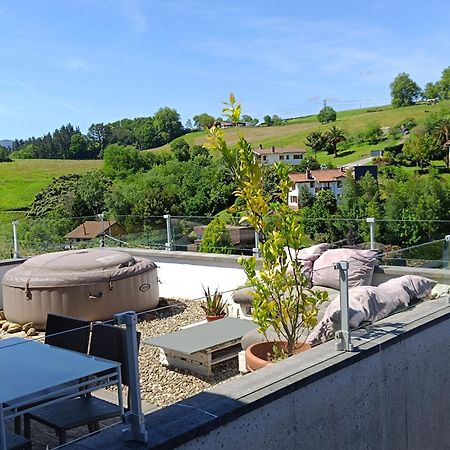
{"left": 232, "top": 286, "right": 255, "bottom": 306}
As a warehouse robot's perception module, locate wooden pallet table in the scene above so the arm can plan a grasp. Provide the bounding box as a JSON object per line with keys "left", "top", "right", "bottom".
{"left": 144, "top": 317, "right": 257, "bottom": 376}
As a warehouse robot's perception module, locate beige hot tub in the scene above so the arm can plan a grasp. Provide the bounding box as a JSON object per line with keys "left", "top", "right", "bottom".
{"left": 2, "top": 249, "right": 159, "bottom": 330}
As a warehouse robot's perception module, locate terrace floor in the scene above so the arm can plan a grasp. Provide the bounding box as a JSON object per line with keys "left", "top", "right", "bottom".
{"left": 1, "top": 298, "right": 244, "bottom": 448}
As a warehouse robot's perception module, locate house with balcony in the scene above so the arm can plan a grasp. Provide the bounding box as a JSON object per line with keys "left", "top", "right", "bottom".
{"left": 253, "top": 145, "right": 307, "bottom": 165}
{"left": 288, "top": 168, "right": 348, "bottom": 208}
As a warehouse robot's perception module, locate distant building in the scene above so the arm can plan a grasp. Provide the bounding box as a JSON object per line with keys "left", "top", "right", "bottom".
{"left": 253, "top": 145, "right": 307, "bottom": 165}
{"left": 65, "top": 220, "right": 125, "bottom": 244}
{"left": 288, "top": 168, "right": 349, "bottom": 209}
{"left": 220, "top": 121, "right": 246, "bottom": 128}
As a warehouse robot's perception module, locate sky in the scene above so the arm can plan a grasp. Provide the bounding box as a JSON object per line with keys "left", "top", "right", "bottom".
{"left": 0, "top": 0, "right": 449, "bottom": 140}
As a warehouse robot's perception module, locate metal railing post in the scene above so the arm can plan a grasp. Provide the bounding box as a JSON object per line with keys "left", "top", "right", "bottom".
{"left": 98, "top": 213, "right": 105, "bottom": 247}
{"left": 444, "top": 235, "right": 450, "bottom": 269}
{"left": 114, "top": 311, "right": 148, "bottom": 443}
{"left": 366, "top": 217, "right": 376, "bottom": 250}
{"left": 253, "top": 231, "right": 260, "bottom": 258}
{"left": 163, "top": 214, "right": 173, "bottom": 251}
{"left": 12, "top": 221, "right": 20, "bottom": 258}
{"left": 334, "top": 260, "right": 354, "bottom": 352}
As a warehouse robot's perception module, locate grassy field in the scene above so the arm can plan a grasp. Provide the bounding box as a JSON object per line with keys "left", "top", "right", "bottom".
{"left": 0, "top": 159, "right": 103, "bottom": 212}
{"left": 151, "top": 100, "right": 450, "bottom": 168}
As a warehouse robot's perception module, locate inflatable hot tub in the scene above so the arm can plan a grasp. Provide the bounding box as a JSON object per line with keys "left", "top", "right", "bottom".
{"left": 2, "top": 249, "right": 159, "bottom": 330}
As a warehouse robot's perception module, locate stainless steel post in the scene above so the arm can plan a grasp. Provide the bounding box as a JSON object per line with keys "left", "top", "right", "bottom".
{"left": 163, "top": 214, "right": 172, "bottom": 251}
{"left": 114, "top": 311, "right": 148, "bottom": 443}
{"left": 12, "top": 220, "right": 20, "bottom": 258}
{"left": 252, "top": 231, "right": 260, "bottom": 258}
{"left": 444, "top": 235, "right": 450, "bottom": 269}
{"left": 334, "top": 260, "right": 354, "bottom": 352}
{"left": 98, "top": 213, "right": 105, "bottom": 247}
{"left": 366, "top": 217, "right": 376, "bottom": 250}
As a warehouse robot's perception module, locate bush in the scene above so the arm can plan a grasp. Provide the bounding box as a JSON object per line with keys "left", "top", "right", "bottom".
{"left": 317, "top": 106, "right": 337, "bottom": 124}
{"left": 198, "top": 217, "right": 233, "bottom": 254}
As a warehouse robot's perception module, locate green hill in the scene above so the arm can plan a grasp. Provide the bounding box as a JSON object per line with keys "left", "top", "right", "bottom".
{"left": 153, "top": 100, "right": 450, "bottom": 167}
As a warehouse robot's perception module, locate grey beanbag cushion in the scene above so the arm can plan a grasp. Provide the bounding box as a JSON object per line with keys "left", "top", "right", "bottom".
{"left": 312, "top": 248, "right": 378, "bottom": 290}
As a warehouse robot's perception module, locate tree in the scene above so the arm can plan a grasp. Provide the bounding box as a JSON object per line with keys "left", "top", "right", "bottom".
{"left": 0, "top": 146, "right": 11, "bottom": 162}
{"left": 432, "top": 117, "right": 450, "bottom": 167}
{"left": 390, "top": 72, "right": 422, "bottom": 107}
{"left": 326, "top": 126, "right": 346, "bottom": 157}
{"left": 263, "top": 115, "right": 273, "bottom": 126}
{"left": 198, "top": 217, "right": 233, "bottom": 254}
{"left": 439, "top": 66, "right": 450, "bottom": 100}
{"left": 68, "top": 134, "right": 90, "bottom": 159}
{"left": 423, "top": 82, "right": 441, "bottom": 100}
{"left": 302, "top": 190, "right": 340, "bottom": 243}
{"left": 317, "top": 105, "right": 336, "bottom": 124}
{"left": 403, "top": 135, "right": 445, "bottom": 167}
{"left": 271, "top": 115, "right": 283, "bottom": 125}
{"left": 103, "top": 144, "right": 143, "bottom": 179}
{"left": 304, "top": 131, "right": 327, "bottom": 158}
{"left": 241, "top": 114, "right": 259, "bottom": 126}
{"left": 364, "top": 123, "right": 384, "bottom": 144}
{"left": 87, "top": 123, "right": 112, "bottom": 157}
{"left": 153, "top": 107, "right": 184, "bottom": 142}
{"left": 295, "top": 156, "right": 321, "bottom": 172}
{"left": 171, "top": 138, "right": 191, "bottom": 162}
{"left": 192, "top": 113, "right": 215, "bottom": 130}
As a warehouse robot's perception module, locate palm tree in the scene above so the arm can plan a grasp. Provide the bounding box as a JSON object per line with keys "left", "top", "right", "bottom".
{"left": 326, "top": 126, "right": 346, "bottom": 157}
{"left": 433, "top": 117, "right": 450, "bottom": 167}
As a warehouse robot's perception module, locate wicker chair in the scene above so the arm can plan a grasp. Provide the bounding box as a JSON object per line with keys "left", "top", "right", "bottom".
{"left": 24, "top": 323, "right": 141, "bottom": 445}
{"left": 44, "top": 313, "right": 91, "bottom": 354}
{"left": 13, "top": 314, "right": 91, "bottom": 436}
{"left": 5, "top": 430, "right": 31, "bottom": 450}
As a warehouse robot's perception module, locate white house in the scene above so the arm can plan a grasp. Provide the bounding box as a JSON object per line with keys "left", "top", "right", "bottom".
{"left": 288, "top": 168, "right": 348, "bottom": 209}
{"left": 253, "top": 146, "right": 307, "bottom": 165}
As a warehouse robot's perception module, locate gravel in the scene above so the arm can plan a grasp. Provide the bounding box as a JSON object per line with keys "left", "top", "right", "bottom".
{"left": 137, "top": 299, "right": 241, "bottom": 407}
{"left": 0, "top": 300, "right": 242, "bottom": 409}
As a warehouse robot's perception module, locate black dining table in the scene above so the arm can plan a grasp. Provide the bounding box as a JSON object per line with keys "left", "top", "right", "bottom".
{"left": 0, "top": 337, "right": 123, "bottom": 449}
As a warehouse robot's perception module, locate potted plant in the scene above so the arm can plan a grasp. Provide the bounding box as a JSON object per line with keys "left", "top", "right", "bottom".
{"left": 200, "top": 286, "right": 227, "bottom": 322}
{"left": 206, "top": 94, "right": 328, "bottom": 368}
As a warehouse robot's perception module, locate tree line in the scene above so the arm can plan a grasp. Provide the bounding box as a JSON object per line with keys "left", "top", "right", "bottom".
{"left": 9, "top": 107, "right": 185, "bottom": 160}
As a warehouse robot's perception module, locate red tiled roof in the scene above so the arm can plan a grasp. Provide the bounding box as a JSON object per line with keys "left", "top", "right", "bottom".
{"left": 289, "top": 173, "right": 309, "bottom": 182}
{"left": 289, "top": 169, "right": 347, "bottom": 184}
{"left": 312, "top": 169, "right": 347, "bottom": 182}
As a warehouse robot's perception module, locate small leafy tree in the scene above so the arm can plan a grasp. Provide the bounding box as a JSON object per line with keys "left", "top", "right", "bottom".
{"left": 318, "top": 105, "right": 337, "bottom": 124}
{"left": 198, "top": 217, "right": 233, "bottom": 254}
{"left": 207, "top": 94, "right": 327, "bottom": 356}
{"left": 390, "top": 72, "right": 422, "bottom": 107}
{"left": 304, "top": 131, "right": 327, "bottom": 158}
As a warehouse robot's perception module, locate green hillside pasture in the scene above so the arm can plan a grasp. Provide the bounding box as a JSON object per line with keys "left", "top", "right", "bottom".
{"left": 151, "top": 101, "right": 450, "bottom": 157}
{"left": 0, "top": 159, "right": 103, "bottom": 212}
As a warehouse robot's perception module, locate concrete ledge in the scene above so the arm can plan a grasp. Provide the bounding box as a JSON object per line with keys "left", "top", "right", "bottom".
{"left": 68, "top": 297, "right": 450, "bottom": 449}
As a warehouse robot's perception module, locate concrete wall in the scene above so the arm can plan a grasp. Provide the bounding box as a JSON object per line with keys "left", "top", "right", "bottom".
{"left": 71, "top": 296, "right": 450, "bottom": 450}
{"left": 177, "top": 303, "right": 450, "bottom": 450}
{"left": 0, "top": 259, "right": 26, "bottom": 309}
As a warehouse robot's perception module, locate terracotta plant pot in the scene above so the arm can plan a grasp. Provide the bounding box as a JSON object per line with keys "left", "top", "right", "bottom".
{"left": 245, "top": 341, "right": 311, "bottom": 372}
{"left": 206, "top": 314, "right": 226, "bottom": 322}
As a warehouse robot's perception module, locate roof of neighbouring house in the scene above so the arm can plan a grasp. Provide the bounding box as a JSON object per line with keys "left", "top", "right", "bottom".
{"left": 253, "top": 146, "right": 307, "bottom": 155}
{"left": 64, "top": 221, "right": 121, "bottom": 240}
{"left": 289, "top": 169, "right": 348, "bottom": 184}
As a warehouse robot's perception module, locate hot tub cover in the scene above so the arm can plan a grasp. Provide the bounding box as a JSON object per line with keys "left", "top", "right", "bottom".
{"left": 2, "top": 249, "right": 156, "bottom": 288}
